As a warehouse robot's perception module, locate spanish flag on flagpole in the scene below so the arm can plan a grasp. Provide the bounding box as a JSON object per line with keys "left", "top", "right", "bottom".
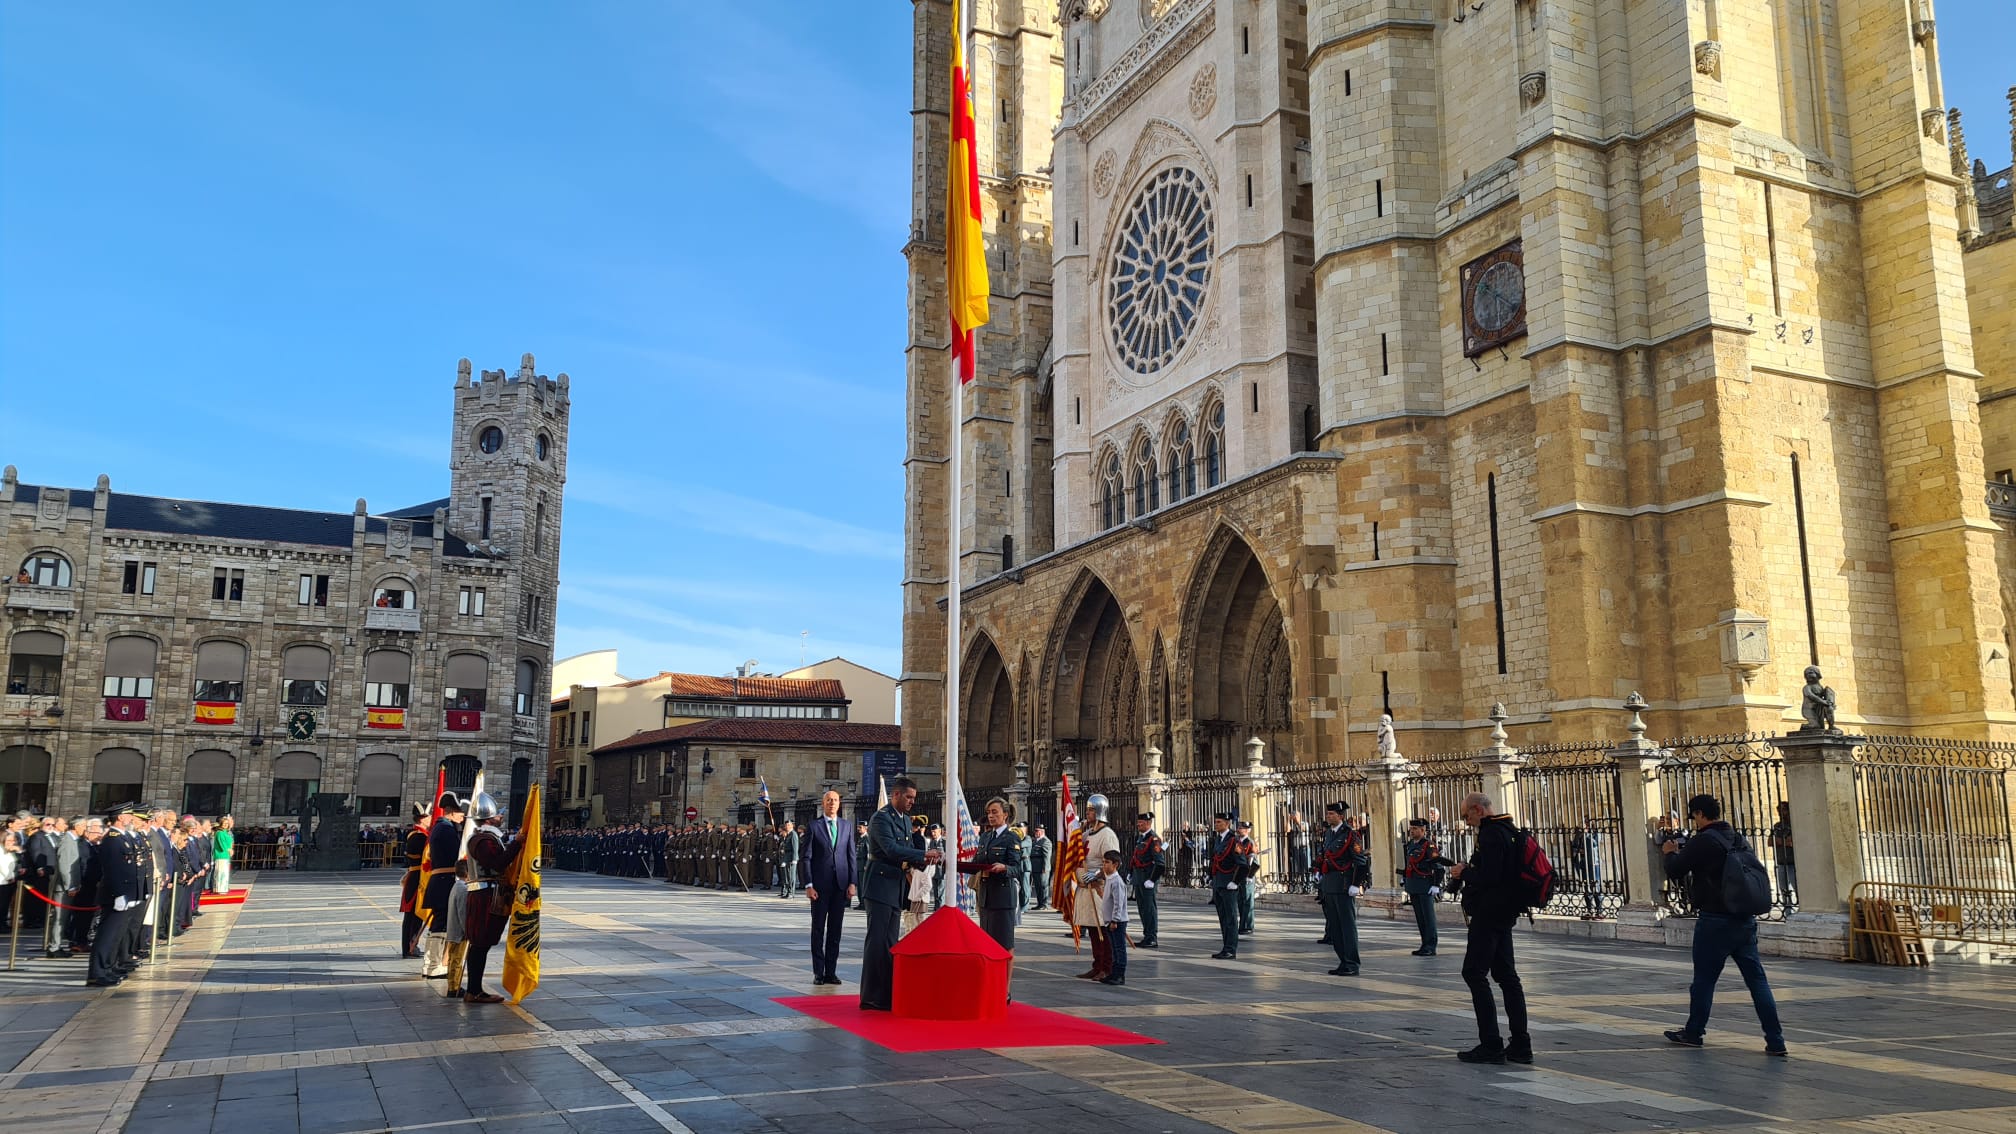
{"left": 947, "top": 0, "right": 989, "bottom": 383}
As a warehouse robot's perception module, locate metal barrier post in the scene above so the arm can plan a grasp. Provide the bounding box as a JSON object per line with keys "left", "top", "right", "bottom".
{"left": 5, "top": 882, "right": 21, "bottom": 971}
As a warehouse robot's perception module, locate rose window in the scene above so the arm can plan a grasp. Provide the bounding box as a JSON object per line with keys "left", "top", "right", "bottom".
{"left": 1106, "top": 167, "right": 1214, "bottom": 375}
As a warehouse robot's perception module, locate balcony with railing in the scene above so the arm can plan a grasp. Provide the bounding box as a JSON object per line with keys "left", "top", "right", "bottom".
{"left": 364, "top": 606, "right": 422, "bottom": 633}
{"left": 4, "top": 584, "right": 76, "bottom": 614}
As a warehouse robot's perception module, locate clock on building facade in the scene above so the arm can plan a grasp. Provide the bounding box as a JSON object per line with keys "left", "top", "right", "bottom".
{"left": 1461, "top": 240, "right": 1527, "bottom": 357}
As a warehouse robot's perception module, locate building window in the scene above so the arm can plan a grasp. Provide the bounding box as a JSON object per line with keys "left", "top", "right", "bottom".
{"left": 739, "top": 758, "right": 758, "bottom": 780}
{"left": 515, "top": 659, "right": 539, "bottom": 715}
{"left": 183, "top": 750, "right": 236, "bottom": 817}
{"left": 1001, "top": 534, "right": 1013, "bottom": 570}
{"left": 580, "top": 711, "right": 591, "bottom": 746}
{"left": 86, "top": 748, "right": 139, "bottom": 815}
{"left": 458, "top": 586, "right": 487, "bottom": 616}
{"left": 522, "top": 593, "right": 544, "bottom": 633}
{"left": 193, "top": 640, "right": 247, "bottom": 704}
{"left": 364, "top": 650, "right": 412, "bottom": 708}
{"left": 297, "top": 574, "right": 329, "bottom": 606}
{"left": 356, "top": 753, "right": 403, "bottom": 818}
{"left": 1132, "top": 437, "right": 1160, "bottom": 515}
{"left": 122, "top": 560, "right": 157, "bottom": 595}
{"left": 269, "top": 752, "right": 321, "bottom": 818}
{"left": 16, "top": 553, "right": 72, "bottom": 588}
{"left": 443, "top": 652, "right": 489, "bottom": 712}
{"left": 1101, "top": 452, "right": 1125, "bottom": 529}
{"left": 824, "top": 759, "right": 841, "bottom": 781}
{"left": 101, "top": 635, "right": 157, "bottom": 715}
{"left": 282, "top": 643, "right": 331, "bottom": 706}
{"left": 372, "top": 583, "right": 411, "bottom": 609}
{"left": 536, "top": 432, "right": 551, "bottom": 460}
{"left": 1203, "top": 401, "right": 1225, "bottom": 487}
{"left": 211, "top": 567, "right": 245, "bottom": 602}
{"left": 7, "top": 630, "right": 65, "bottom": 696}
{"left": 481, "top": 497, "right": 494, "bottom": 540}
{"left": 478, "top": 425, "right": 504, "bottom": 454}
{"left": 534, "top": 502, "right": 546, "bottom": 554}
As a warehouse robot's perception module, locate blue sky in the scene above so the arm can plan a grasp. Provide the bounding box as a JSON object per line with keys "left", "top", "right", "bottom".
{"left": 0, "top": 3, "right": 2009, "bottom": 686}
{"left": 0, "top": 3, "right": 914, "bottom": 680}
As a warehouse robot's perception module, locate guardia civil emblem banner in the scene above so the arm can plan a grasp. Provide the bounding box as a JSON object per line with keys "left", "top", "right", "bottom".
{"left": 503, "top": 785, "right": 542, "bottom": 1005}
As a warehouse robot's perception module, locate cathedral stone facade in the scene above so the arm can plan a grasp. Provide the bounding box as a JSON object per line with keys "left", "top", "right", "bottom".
{"left": 903, "top": 0, "right": 2016, "bottom": 788}
{"left": 0, "top": 355, "right": 567, "bottom": 822}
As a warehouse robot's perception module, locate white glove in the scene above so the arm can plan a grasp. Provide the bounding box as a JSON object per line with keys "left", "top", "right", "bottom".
{"left": 1348, "top": 885, "right": 1362, "bottom": 897}
{"left": 1429, "top": 886, "right": 1442, "bottom": 897}
{"left": 113, "top": 896, "right": 131, "bottom": 912}
{"left": 1143, "top": 880, "right": 1156, "bottom": 889}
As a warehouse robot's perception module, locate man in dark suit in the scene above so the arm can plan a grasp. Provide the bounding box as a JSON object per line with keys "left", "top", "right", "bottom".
{"left": 799, "top": 791, "right": 856, "bottom": 985}
{"left": 958, "top": 798, "right": 1025, "bottom": 952}
{"left": 860, "top": 777, "right": 939, "bottom": 1011}
{"left": 1027, "top": 824, "right": 1052, "bottom": 909}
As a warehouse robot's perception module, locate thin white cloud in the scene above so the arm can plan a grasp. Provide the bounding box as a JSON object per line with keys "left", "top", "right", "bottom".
{"left": 569, "top": 467, "right": 899, "bottom": 561}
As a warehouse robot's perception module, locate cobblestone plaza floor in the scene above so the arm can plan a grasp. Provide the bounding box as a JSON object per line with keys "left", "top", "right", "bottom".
{"left": 2, "top": 871, "right": 2014, "bottom": 1133}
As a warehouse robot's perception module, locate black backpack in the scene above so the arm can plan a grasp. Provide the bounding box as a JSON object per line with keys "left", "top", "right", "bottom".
{"left": 1712, "top": 829, "right": 1773, "bottom": 917}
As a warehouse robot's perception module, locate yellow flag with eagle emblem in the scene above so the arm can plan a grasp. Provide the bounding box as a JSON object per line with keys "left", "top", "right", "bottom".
{"left": 502, "top": 785, "right": 542, "bottom": 1005}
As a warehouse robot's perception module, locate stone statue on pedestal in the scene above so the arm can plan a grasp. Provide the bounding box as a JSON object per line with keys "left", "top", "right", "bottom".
{"left": 1375, "top": 713, "right": 1399, "bottom": 760}
{"left": 1798, "top": 666, "right": 1838, "bottom": 732}
{"left": 296, "top": 793, "right": 363, "bottom": 871}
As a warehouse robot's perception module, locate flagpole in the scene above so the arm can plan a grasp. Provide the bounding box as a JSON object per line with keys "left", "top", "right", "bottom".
{"left": 944, "top": 0, "right": 972, "bottom": 915}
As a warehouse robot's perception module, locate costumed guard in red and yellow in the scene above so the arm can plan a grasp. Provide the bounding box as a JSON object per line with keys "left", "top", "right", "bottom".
{"left": 459, "top": 791, "right": 525, "bottom": 1005}
{"left": 398, "top": 801, "right": 429, "bottom": 958}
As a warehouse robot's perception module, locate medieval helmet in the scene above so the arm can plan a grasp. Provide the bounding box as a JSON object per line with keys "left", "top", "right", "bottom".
{"left": 471, "top": 792, "right": 502, "bottom": 822}
{"left": 1084, "top": 793, "right": 1110, "bottom": 822}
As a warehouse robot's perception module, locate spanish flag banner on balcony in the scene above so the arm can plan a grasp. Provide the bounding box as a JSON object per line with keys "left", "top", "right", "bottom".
{"left": 366, "top": 706, "right": 406, "bottom": 730}
{"left": 946, "top": 0, "right": 989, "bottom": 383}
{"left": 194, "top": 701, "right": 237, "bottom": 726}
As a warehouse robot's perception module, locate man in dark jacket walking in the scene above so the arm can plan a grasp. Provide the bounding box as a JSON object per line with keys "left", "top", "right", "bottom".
{"left": 1448, "top": 792, "right": 1530, "bottom": 1065}
{"left": 1661, "top": 794, "right": 1787, "bottom": 1055}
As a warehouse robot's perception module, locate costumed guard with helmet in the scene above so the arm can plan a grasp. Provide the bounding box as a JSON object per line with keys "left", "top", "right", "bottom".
{"left": 398, "top": 801, "right": 429, "bottom": 958}
{"left": 419, "top": 792, "right": 466, "bottom": 981}
{"left": 458, "top": 791, "right": 524, "bottom": 1004}
{"left": 1072, "top": 793, "right": 1121, "bottom": 982}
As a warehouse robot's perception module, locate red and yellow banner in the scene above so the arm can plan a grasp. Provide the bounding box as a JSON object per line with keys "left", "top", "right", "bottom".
{"left": 194, "top": 701, "right": 237, "bottom": 726}
{"left": 947, "top": 0, "right": 989, "bottom": 383}
{"left": 106, "top": 697, "right": 149, "bottom": 722}
{"left": 445, "top": 709, "right": 481, "bottom": 732}
{"left": 366, "top": 706, "right": 407, "bottom": 730}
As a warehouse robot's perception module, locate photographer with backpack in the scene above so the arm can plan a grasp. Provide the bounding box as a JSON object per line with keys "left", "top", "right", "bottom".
{"left": 1660, "top": 793, "right": 1788, "bottom": 1056}
{"left": 1446, "top": 792, "right": 1533, "bottom": 1066}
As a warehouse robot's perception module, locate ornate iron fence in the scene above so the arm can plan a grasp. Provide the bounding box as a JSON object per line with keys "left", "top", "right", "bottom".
{"left": 1853, "top": 736, "right": 2016, "bottom": 896}
{"left": 1273, "top": 761, "right": 1368, "bottom": 895}
{"left": 1653, "top": 734, "right": 1789, "bottom": 919}
{"left": 1406, "top": 753, "right": 1486, "bottom": 902}
{"left": 1513, "top": 745, "right": 1628, "bottom": 916}
{"left": 1160, "top": 770, "right": 1243, "bottom": 888}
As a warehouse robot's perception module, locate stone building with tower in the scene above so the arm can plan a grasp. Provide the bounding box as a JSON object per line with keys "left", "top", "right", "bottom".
{"left": 901, "top": 0, "right": 2016, "bottom": 804}
{"left": 0, "top": 353, "right": 568, "bottom": 824}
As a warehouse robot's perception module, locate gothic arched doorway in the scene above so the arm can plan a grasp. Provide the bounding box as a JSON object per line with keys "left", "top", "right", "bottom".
{"left": 1180, "top": 530, "right": 1293, "bottom": 770}
{"left": 1043, "top": 572, "right": 1142, "bottom": 782}
{"left": 960, "top": 633, "right": 1015, "bottom": 790}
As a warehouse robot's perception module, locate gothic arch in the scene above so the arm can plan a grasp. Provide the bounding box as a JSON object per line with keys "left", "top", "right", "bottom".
{"left": 1176, "top": 524, "right": 1295, "bottom": 770}
{"left": 1037, "top": 568, "right": 1144, "bottom": 782}
{"left": 960, "top": 631, "right": 1016, "bottom": 790}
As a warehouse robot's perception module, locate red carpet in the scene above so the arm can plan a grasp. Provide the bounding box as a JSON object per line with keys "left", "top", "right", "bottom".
{"left": 198, "top": 888, "right": 249, "bottom": 906}
{"left": 773, "top": 995, "right": 1162, "bottom": 1053}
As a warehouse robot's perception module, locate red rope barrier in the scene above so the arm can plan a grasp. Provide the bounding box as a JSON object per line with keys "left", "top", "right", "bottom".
{"left": 21, "top": 885, "right": 100, "bottom": 913}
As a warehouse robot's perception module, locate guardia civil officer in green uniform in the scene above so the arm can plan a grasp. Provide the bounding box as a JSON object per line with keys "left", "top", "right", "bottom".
{"left": 1317, "top": 800, "right": 1363, "bottom": 975}
{"left": 956, "top": 797, "right": 1024, "bottom": 951}
{"left": 1206, "top": 812, "right": 1248, "bottom": 959}
{"left": 1129, "top": 811, "right": 1165, "bottom": 948}
{"left": 860, "top": 776, "right": 940, "bottom": 1011}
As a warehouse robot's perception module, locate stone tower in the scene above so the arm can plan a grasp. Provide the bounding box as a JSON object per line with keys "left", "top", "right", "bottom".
{"left": 901, "top": 0, "right": 1064, "bottom": 774}
{"left": 449, "top": 353, "right": 570, "bottom": 642}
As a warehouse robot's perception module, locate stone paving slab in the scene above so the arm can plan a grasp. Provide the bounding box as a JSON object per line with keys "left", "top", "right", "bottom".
{"left": 2, "top": 868, "right": 2014, "bottom": 1132}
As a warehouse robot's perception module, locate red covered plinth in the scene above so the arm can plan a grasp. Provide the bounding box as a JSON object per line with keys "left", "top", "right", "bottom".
{"left": 891, "top": 907, "right": 1010, "bottom": 1021}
